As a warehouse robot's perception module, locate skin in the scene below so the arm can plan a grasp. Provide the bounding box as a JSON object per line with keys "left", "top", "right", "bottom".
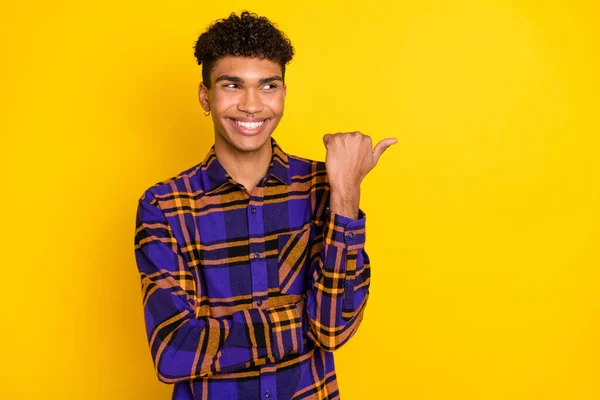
{"left": 198, "top": 56, "right": 286, "bottom": 193}
{"left": 323, "top": 132, "right": 397, "bottom": 219}
{"left": 198, "top": 55, "right": 397, "bottom": 218}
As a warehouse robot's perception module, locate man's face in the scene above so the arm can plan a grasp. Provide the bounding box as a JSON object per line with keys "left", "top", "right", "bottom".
{"left": 198, "top": 56, "right": 287, "bottom": 154}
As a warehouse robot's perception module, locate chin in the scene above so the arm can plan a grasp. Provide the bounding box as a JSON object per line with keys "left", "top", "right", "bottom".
{"left": 221, "top": 131, "right": 272, "bottom": 153}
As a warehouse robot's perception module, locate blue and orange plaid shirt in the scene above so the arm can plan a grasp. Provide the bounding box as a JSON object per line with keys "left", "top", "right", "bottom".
{"left": 133, "top": 137, "right": 371, "bottom": 399}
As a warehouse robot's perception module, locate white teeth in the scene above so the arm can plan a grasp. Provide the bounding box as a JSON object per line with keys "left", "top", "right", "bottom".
{"left": 232, "top": 119, "right": 265, "bottom": 129}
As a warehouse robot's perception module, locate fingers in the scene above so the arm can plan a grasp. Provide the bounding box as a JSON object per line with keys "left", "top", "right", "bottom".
{"left": 372, "top": 138, "right": 398, "bottom": 163}
{"left": 324, "top": 134, "right": 398, "bottom": 160}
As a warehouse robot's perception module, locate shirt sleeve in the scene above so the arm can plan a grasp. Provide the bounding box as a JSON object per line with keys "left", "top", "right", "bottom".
{"left": 134, "top": 190, "right": 304, "bottom": 383}
{"left": 305, "top": 201, "right": 371, "bottom": 352}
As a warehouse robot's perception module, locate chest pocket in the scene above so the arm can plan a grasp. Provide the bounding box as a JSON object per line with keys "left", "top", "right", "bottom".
{"left": 277, "top": 225, "right": 311, "bottom": 295}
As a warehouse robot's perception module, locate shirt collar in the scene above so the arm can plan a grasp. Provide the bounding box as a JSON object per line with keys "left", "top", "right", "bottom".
{"left": 200, "top": 136, "right": 292, "bottom": 194}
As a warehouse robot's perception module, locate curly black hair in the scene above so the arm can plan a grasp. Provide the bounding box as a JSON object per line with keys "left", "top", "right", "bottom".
{"left": 193, "top": 11, "right": 294, "bottom": 89}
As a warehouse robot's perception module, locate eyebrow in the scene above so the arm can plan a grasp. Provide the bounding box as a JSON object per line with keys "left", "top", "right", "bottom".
{"left": 215, "top": 75, "right": 283, "bottom": 85}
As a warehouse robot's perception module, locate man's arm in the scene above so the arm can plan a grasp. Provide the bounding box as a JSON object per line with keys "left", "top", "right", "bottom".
{"left": 134, "top": 190, "right": 304, "bottom": 383}
{"left": 303, "top": 131, "right": 395, "bottom": 351}
{"left": 304, "top": 185, "right": 371, "bottom": 352}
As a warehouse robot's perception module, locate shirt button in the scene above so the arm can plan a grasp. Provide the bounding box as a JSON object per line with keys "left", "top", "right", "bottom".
{"left": 257, "top": 300, "right": 262, "bottom": 306}
{"left": 253, "top": 252, "right": 260, "bottom": 259}
{"left": 348, "top": 232, "right": 355, "bottom": 239}
{"left": 265, "top": 391, "right": 271, "bottom": 398}
{"left": 251, "top": 207, "right": 257, "bottom": 214}
{"left": 346, "top": 280, "right": 352, "bottom": 286}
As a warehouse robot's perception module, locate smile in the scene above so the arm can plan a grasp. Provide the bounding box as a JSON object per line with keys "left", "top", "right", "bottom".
{"left": 226, "top": 117, "right": 270, "bottom": 136}
{"left": 231, "top": 119, "right": 266, "bottom": 129}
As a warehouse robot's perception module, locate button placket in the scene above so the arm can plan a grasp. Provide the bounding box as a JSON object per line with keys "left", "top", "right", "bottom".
{"left": 247, "top": 199, "right": 268, "bottom": 312}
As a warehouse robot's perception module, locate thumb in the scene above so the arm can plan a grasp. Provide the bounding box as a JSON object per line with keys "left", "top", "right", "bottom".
{"left": 372, "top": 138, "right": 398, "bottom": 163}
{"left": 323, "top": 134, "right": 332, "bottom": 148}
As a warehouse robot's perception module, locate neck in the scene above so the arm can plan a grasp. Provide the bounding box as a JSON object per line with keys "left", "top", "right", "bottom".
{"left": 213, "top": 136, "right": 273, "bottom": 192}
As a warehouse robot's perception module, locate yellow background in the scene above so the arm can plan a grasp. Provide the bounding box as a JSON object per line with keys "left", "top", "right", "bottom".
{"left": 1, "top": 1, "right": 599, "bottom": 399}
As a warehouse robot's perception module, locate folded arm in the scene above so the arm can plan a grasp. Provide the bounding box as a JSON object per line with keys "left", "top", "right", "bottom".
{"left": 134, "top": 190, "right": 304, "bottom": 383}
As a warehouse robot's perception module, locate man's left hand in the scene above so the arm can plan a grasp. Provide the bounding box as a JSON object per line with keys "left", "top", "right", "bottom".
{"left": 322, "top": 131, "right": 397, "bottom": 192}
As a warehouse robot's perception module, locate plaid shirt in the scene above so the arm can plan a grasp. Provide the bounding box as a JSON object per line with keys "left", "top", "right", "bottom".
{"left": 133, "top": 137, "right": 370, "bottom": 399}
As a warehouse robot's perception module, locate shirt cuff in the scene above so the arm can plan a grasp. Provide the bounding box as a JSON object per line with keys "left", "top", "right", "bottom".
{"left": 323, "top": 207, "right": 366, "bottom": 251}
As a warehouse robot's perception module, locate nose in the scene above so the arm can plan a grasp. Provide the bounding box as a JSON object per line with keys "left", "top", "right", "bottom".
{"left": 238, "top": 88, "right": 263, "bottom": 114}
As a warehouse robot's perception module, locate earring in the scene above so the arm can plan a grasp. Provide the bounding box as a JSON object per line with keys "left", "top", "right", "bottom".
{"left": 203, "top": 110, "right": 211, "bottom": 117}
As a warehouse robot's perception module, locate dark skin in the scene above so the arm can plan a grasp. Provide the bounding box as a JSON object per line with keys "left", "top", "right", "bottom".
{"left": 198, "top": 56, "right": 396, "bottom": 218}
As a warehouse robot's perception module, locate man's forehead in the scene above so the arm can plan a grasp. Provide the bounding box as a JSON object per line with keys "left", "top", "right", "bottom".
{"left": 211, "top": 55, "right": 283, "bottom": 80}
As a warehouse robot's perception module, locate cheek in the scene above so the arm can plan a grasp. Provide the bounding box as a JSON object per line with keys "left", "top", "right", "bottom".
{"left": 211, "top": 93, "right": 237, "bottom": 113}
{"left": 265, "top": 95, "right": 285, "bottom": 115}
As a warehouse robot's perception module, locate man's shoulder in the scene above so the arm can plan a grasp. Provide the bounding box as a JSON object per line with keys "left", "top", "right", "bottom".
{"left": 137, "top": 161, "right": 204, "bottom": 204}
{"left": 286, "top": 152, "right": 326, "bottom": 176}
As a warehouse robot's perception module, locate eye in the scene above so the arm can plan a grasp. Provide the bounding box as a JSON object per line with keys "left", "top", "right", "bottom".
{"left": 262, "top": 84, "right": 277, "bottom": 90}
{"left": 223, "top": 83, "right": 239, "bottom": 89}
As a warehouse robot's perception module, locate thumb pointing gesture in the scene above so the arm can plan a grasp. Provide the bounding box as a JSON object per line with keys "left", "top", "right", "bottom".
{"left": 372, "top": 138, "right": 398, "bottom": 166}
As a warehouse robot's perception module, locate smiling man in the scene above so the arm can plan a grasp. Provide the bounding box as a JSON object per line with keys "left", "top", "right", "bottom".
{"left": 134, "top": 11, "right": 396, "bottom": 400}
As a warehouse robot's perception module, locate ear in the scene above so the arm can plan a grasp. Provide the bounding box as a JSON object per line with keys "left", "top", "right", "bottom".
{"left": 198, "top": 82, "right": 211, "bottom": 112}
{"left": 283, "top": 83, "right": 287, "bottom": 100}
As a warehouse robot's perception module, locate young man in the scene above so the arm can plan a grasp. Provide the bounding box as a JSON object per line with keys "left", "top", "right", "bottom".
{"left": 134, "top": 11, "right": 396, "bottom": 400}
